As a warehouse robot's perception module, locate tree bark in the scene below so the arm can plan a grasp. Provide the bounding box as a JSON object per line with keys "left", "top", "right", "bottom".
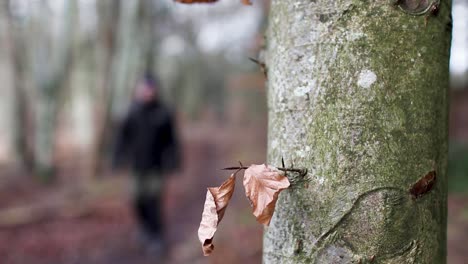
{"left": 90, "top": 0, "right": 121, "bottom": 177}
{"left": 111, "top": 0, "right": 163, "bottom": 117}
{"left": 32, "top": 0, "right": 77, "bottom": 181}
{"left": 3, "top": 0, "right": 34, "bottom": 171}
{"left": 109, "top": 0, "right": 142, "bottom": 118}
{"left": 137, "top": 0, "right": 158, "bottom": 73}
{"left": 264, "top": 0, "right": 451, "bottom": 263}
{"left": 90, "top": 0, "right": 161, "bottom": 177}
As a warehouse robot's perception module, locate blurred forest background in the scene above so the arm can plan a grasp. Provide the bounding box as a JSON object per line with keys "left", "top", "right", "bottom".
{"left": 0, "top": 0, "right": 466, "bottom": 263}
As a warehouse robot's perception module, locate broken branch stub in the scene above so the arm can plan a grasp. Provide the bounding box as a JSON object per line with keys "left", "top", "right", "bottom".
{"left": 409, "top": 170, "right": 436, "bottom": 198}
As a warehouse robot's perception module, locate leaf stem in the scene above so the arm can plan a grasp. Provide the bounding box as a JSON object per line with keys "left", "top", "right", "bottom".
{"left": 222, "top": 166, "right": 307, "bottom": 176}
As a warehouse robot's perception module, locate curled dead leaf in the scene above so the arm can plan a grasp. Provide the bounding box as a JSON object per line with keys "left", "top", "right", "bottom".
{"left": 198, "top": 173, "right": 237, "bottom": 256}
{"left": 243, "top": 164, "right": 290, "bottom": 226}
{"left": 198, "top": 191, "right": 217, "bottom": 256}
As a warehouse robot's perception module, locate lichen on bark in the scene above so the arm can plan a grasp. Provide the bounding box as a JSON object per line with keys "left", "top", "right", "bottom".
{"left": 264, "top": 0, "right": 451, "bottom": 263}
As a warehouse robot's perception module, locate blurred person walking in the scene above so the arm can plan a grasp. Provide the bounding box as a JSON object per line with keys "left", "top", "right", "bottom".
{"left": 113, "top": 73, "right": 180, "bottom": 256}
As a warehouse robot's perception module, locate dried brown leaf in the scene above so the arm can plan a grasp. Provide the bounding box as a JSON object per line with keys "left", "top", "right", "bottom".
{"left": 198, "top": 191, "right": 217, "bottom": 256}
{"left": 243, "top": 164, "right": 290, "bottom": 226}
{"left": 410, "top": 170, "right": 436, "bottom": 198}
{"left": 198, "top": 173, "right": 236, "bottom": 256}
{"left": 241, "top": 0, "right": 252, "bottom": 5}
{"left": 209, "top": 173, "right": 236, "bottom": 220}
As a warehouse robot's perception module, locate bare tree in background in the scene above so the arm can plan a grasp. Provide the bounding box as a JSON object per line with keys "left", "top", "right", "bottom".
{"left": 138, "top": 0, "right": 158, "bottom": 73}
{"left": 30, "top": 0, "right": 78, "bottom": 181}
{"left": 264, "top": 0, "right": 451, "bottom": 263}
{"left": 90, "top": 0, "right": 161, "bottom": 177}
{"left": 3, "top": 0, "right": 34, "bottom": 171}
{"left": 90, "top": 0, "right": 121, "bottom": 177}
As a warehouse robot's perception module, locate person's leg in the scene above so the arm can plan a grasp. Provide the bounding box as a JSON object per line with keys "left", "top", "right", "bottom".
{"left": 132, "top": 172, "right": 165, "bottom": 240}
{"left": 134, "top": 172, "right": 167, "bottom": 258}
{"left": 134, "top": 194, "right": 157, "bottom": 237}
{"left": 147, "top": 173, "right": 164, "bottom": 240}
{"left": 146, "top": 192, "right": 164, "bottom": 237}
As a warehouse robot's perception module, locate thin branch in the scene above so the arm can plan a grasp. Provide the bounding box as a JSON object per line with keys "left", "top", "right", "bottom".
{"left": 223, "top": 166, "right": 307, "bottom": 175}
{"left": 248, "top": 57, "right": 262, "bottom": 65}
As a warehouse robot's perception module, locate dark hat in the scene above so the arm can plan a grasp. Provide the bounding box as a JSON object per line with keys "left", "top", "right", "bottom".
{"left": 143, "top": 72, "right": 160, "bottom": 90}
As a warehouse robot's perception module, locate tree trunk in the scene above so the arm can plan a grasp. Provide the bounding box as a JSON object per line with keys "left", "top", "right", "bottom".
{"left": 90, "top": 0, "right": 121, "bottom": 177}
{"left": 264, "top": 1, "right": 451, "bottom": 263}
{"left": 90, "top": 0, "right": 159, "bottom": 177}
{"left": 108, "top": 0, "right": 142, "bottom": 118}
{"left": 3, "top": 0, "right": 34, "bottom": 171}
{"left": 137, "top": 0, "right": 158, "bottom": 73}
{"left": 32, "top": 0, "right": 77, "bottom": 182}
{"left": 111, "top": 0, "right": 162, "bottom": 117}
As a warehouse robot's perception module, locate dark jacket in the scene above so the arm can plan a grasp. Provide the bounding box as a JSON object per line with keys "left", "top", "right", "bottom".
{"left": 113, "top": 100, "right": 180, "bottom": 174}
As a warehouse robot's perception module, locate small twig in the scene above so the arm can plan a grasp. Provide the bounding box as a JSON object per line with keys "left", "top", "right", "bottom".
{"left": 223, "top": 166, "right": 307, "bottom": 176}
{"left": 248, "top": 57, "right": 267, "bottom": 78}
{"left": 248, "top": 57, "right": 262, "bottom": 65}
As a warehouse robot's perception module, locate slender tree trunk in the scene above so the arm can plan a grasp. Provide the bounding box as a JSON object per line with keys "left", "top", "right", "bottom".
{"left": 111, "top": 0, "right": 161, "bottom": 117}
{"left": 33, "top": 0, "right": 77, "bottom": 182}
{"left": 90, "top": 0, "right": 121, "bottom": 177}
{"left": 111, "top": 0, "right": 142, "bottom": 118}
{"left": 3, "top": 0, "right": 34, "bottom": 171}
{"left": 138, "top": 0, "right": 158, "bottom": 73}
{"left": 264, "top": 1, "right": 451, "bottom": 263}
{"left": 90, "top": 0, "right": 158, "bottom": 177}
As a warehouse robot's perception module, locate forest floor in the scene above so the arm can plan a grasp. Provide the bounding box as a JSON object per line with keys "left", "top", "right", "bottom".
{"left": 0, "top": 118, "right": 267, "bottom": 264}
{"left": 0, "top": 119, "right": 466, "bottom": 264}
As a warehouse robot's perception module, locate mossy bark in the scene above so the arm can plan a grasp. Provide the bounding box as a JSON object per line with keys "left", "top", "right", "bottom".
{"left": 264, "top": 0, "right": 451, "bottom": 263}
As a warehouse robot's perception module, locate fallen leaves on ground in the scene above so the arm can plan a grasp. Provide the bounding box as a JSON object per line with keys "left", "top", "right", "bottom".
{"left": 243, "top": 164, "right": 290, "bottom": 225}
{"left": 198, "top": 172, "right": 237, "bottom": 256}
